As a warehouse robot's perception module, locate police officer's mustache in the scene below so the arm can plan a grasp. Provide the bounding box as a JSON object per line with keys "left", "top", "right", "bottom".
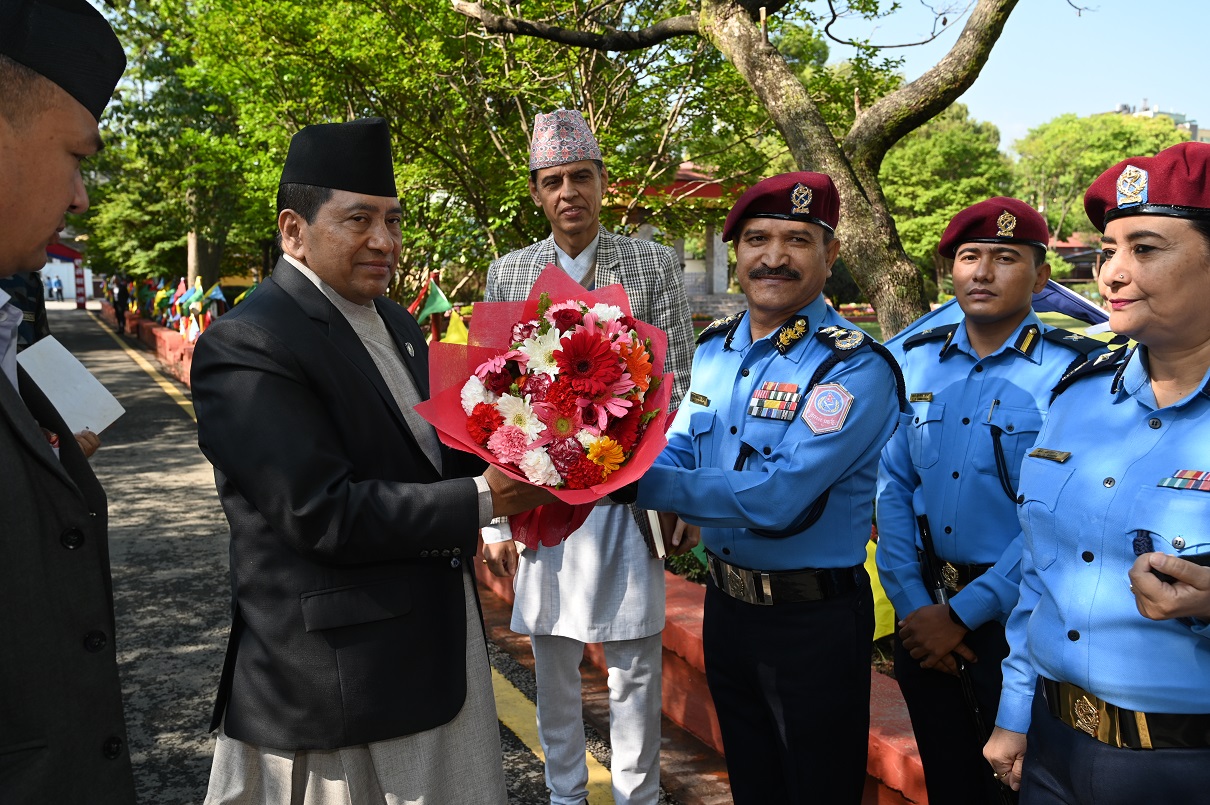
{"left": 748, "top": 265, "right": 801, "bottom": 280}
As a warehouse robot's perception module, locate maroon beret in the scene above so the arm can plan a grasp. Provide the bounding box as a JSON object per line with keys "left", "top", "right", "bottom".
{"left": 937, "top": 197, "right": 1049, "bottom": 258}
{"left": 1084, "top": 141, "right": 1210, "bottom": 232}
{"left": 722, "top": 172, "right": 840, "bottom": 242}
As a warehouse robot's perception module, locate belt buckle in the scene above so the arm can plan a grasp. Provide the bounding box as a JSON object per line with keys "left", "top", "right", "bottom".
{"left": 1072, "top": 695, "right": 1101, "bottom": 737}
{"left": 940, "top": 561, "right": 960, "bottom": 591}
{"left": 725, "top": 565, "right": 749, "bottom": 602}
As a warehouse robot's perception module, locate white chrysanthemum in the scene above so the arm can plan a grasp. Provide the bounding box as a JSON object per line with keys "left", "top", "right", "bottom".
{"left": 495, "top": 394, "right": 544, "bottom": 440}
{"left": 519, "top": 328, "right": 564, "bottom": 377}
{"left": 576, "top": 430, "right": 598, "bottom": 449}
{"left": 460, "top": 375, "right": 496, "bottom": 415}
{"left": 589, "top": 303, "right": 625, "bottom": 322}
{"left": 519, "top": 447, "right": 562, "bottom": 486}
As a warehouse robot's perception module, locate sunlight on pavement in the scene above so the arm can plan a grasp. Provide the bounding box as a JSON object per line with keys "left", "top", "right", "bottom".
{"left": 87, "top": 311, "right": 196, "bottom": 423}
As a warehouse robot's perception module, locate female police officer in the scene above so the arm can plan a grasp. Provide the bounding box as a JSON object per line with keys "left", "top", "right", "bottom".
{"left": 984, "top": 141, "right": 1210, "bottom": 801}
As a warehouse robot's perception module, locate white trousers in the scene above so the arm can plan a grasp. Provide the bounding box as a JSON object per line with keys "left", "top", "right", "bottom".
{"left": 531, "top": 632, "right": 663, "bottom": 805}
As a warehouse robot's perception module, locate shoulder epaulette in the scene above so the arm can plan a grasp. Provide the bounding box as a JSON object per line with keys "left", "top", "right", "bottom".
{"left": 1050, "top": 345, "right": 1131, "bottom": 402}
{"left": 815, "top": 325, "right": 868, "bottom": 355}
{"left": 902, "top": 323, "right": 958, "bottom": 353}
{"left": 807, "top": 326, "right": 907, "bottom": 413}
{"left": 1043, "top": 328, "right": 1108, "bottom": 357}
{"left": 696, "top": 311, "right": 745, "bottom": 350}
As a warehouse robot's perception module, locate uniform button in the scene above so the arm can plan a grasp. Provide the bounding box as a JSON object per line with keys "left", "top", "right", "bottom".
{"left": 730, "top": 426, "right": 737, "bottom": 434}
{"left": 1067, "top": 630, "right": 1080, "bottom": 642}
{"left": 1103, "top": 477, "right": 1115, "bottom": 488}
{"left": 1016, "top": 494, "right": 1025, "bottom": 504}
{"left": 1149, "top": 418, "right": 1161, "bottom": 429}
{"left": 420, "top": 550, "right": 429, "bottom": 558}
{"left": 441, "top": 549, "right": 451, "bottom": 557}
{"left": 450, "top": 558, "right": 461, "bottom": 569}
{"left": 84, "top": 631, "right": 107, "bottom": 652}
{"left": 60, "top": 527, "right": 85, "bottom": 550}
{"left": 102, "top": 736, "right": 122, "bottom": 759}
{"left": 722, "top": 547, "right": 731, "bottom": 555}
{"left": 952, "top": 471, "right": 960, "bottom": 479}
{"left": 1173, "top": 537, "right": 1186, "bottom": 549}
{"left": 944, "top": 526, "right": 952, "bottom": 534}
{"left": 1082, "top": 551, "right": 1094, "bottom": 562}
{"left": 962, "top": 417, "right": 970, "bottom": 425}
{"left": 741, "top": 369, "right": 750, "bottom": 377}
{"left": 914, "top": 417, "right": 920, "bottom": 424}
{"left": 452, "top": 548, "right": 462, "bottom": 557}
{"left": 975, "top": 366, "right": 984, "bottom": 373}
{"left": 1006, "top": 425, "right": 1015, "bottom": 432}
{"left": 763, "top": 446, "right": 771, "bottom": 456}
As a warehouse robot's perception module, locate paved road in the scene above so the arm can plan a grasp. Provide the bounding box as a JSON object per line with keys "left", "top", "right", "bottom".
{"left": 45, "top": 302, "right": 683, "bottom": 805}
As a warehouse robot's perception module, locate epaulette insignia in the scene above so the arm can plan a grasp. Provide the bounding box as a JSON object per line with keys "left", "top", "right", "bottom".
{"left": 902, "top": 323, "right": 958, "bottom": 353}
{"left": 773, "top": 316, "right": 810, "bottom": 355}
{"left": 1014, "top": 324, "right": 1040, "bottom": 356}
{"left": 697, "top": 311, "right": 745, "bottom": 349}
{"left": 816, "top": 325, "right": 867, "bottom": 354}
{"left": 1051, "top": 345, "right": 1131, "bottom": 401}
{"left": 1042, "top": 328, "right": 1108, "bottom": 357}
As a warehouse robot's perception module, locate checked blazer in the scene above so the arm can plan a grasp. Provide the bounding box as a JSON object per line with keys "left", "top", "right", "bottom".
{"left": 486, "top": 225, "right": 694, "bottom": 409}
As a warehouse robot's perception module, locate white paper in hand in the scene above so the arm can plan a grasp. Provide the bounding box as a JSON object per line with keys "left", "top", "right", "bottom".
{"left": 645, "top": 510, "right": 668, "bottom": 559}
{"left": 17, "top": 336, "right": 125, "bottom": 434}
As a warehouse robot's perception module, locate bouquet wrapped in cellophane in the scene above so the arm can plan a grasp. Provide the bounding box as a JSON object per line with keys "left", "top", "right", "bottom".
{"left": 415, "top": 266, "right": 673, "bottom": 549}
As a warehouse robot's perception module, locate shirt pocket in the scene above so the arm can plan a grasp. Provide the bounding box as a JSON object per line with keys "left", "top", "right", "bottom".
{"left": 740, "top": 418, "right": 794, "bottom": 472}
{"left": 1125, "top": 484, "right": 1210, "bottom": 559}
{"left": 908, "top": 400, "right": 945, "bottom": 469}
{"left": 688, "top": 409, "right": 717, "bottom": 468}
{"left": 1017, "top": 456, "right": 1074, "bottom": 571}
{"left": 973, "top": 406, "right": 1045, "bottom": 482}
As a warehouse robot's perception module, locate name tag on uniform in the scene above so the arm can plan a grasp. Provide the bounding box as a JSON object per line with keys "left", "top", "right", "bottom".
{"left": 748, "top": 382, "right": 801, "bottom": 421}
{"left": 1029, "top": 448, "right": 1072, "bottom": 463}
{"left": 690, "top": 392, "right": 710, "bottom": 407}
{"left": 909, "top": 392, "right": 933, "bottom": 402}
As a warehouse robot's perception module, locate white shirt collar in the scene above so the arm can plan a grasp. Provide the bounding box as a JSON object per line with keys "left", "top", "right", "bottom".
{"left": 553, "top": 232, "right": 600, "bottom": 284}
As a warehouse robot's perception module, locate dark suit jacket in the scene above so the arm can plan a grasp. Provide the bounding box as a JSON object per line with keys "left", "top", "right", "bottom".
{"left": 191, "top": 259, "right": 485, "bottom": 750}
{"left": 0, "top": 368, "right": 135, "bottom": 803}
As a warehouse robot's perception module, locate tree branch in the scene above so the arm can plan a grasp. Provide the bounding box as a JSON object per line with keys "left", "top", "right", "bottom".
{"left": 842, "top": 0, "right": 1018, "bottom": 174}
{"left": 450, "top": 0, "right": 699, "bottom": 51}
{"left": 823, "top": 0, "right": 976, "bottom": 49}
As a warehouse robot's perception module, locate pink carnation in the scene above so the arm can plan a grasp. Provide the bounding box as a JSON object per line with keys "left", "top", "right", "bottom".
{"left": 486, "top": 425, "right": 530, "bottom": 464}
{"left": 511, "top": 319, "right": 540, "bottom": 343}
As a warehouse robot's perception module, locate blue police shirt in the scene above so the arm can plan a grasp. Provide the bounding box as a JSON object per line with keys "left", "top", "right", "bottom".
{"left": 876, "top": 313, "right": 1105, "bottom": 629}
{"left": 636, "top": 295, "right": 900, "bottom": 571}
{"left": 999, "top": 347, "right": 1210, "bottom": 733}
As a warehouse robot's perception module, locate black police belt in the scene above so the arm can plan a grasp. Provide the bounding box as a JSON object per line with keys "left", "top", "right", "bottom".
{"left": 1042, "top": 677, "right": 1210, "bottom": 749}
{"left": 706, "top": 551, "right": 865, "bottom": 606}
{"left": 916, "top": 550, "right": 992, "bottom": 593}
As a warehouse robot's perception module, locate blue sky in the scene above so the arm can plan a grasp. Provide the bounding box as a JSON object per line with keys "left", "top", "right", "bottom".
{"left": 827, "top": 0, "right": 1206, "bottom": 152}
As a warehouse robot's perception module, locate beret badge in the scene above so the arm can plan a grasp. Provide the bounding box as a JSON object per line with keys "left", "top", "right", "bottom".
{"left": 791, "top": 183, "right": 813, "bottom": 215}
{"left": 1116, "top": 165, "right": 1148, "bottom": 208}
{"left": 996, "top": 211, "right": 1017, "bottom": 238}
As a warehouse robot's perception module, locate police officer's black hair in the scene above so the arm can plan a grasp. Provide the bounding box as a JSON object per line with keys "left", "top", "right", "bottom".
{"left": 0, "top": 54, "right": 57, "bottom": 128}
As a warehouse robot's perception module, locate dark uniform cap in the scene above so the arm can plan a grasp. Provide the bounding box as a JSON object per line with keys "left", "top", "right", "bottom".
{"left": 1084, "top": 141, "right": 1210, "bottom": 232}
{"left": 722, "top": 172, "right": 840, "bottom": 242}
{"left": 937, "top": 196, "right": 1049, "bottom": 258}
{"left": 279, "top": 117, "right": 399, "bottom": 198}
{"left": 0, "top": 0, "right": 126, "bottom": 122}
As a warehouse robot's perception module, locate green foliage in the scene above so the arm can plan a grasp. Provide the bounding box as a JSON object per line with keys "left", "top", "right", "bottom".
{"left": 1013, "top": 113, "right": 1188, "bottom": 239}
{"left": 879, "top": 103, "right": 1012, "bottom": 267}
{"left": 1045, "top": 249, "right": 1075, "bottom": 280}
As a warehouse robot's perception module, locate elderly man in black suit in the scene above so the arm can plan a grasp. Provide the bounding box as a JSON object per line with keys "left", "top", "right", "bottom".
{"left": 0, "top": 2, "right": 132, "bottom": 803}
{"left": 192, "top": 118, "right": 552, "bottom": 804}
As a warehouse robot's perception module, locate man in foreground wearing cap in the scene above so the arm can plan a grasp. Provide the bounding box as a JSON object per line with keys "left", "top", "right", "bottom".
{"left": 191, "top": 117, "right": 552, "bottom": 804}
{"left": 875, "top": 198, "right": 1105, "bottom": 805}
{"left": 0, "top": 1, "right": 134, "bottom": 802}
{"left": 632, "top": 172, "right": 903, "bottom": 803}
{"left": 986, "top": 141, "right": 1210, "bottom": 800}
{"left": 479, "top": 109, "right": 695, "bottom": 805}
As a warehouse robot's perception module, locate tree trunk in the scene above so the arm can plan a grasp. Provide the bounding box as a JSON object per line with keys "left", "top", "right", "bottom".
{"left": 187, "top": 231, "right": 224, "bottom": 289}
{"left": 700, "top": 0, "right": 923, "bottom": 336}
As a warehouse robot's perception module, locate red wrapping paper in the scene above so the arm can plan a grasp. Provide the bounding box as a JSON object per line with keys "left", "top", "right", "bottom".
{"left": 415, "top": 265, "right": 673, "bottom": 548}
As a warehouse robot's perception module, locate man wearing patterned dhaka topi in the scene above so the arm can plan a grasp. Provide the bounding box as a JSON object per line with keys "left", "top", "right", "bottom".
{"left": 192, "top": 117, "right": 551, "bottom": 805}
{"left": 481, "top": 108, "right": 696, "bottom": 805}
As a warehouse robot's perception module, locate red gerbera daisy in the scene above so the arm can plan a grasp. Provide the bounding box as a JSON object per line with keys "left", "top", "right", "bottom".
{"left": 554, "top": 329, "right": 622, "bottom": 397}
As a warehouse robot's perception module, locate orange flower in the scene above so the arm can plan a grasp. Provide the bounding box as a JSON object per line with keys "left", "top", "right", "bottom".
{"left": 587, "top": 436, "right": 625, "bottom": 478}
{"left": 617, "top": 339, "right": 652, "bottom": 392}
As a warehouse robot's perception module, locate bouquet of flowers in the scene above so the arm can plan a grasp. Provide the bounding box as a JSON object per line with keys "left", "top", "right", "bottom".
{"left": 416, "top": 266, "right": 673, "bottom": 548}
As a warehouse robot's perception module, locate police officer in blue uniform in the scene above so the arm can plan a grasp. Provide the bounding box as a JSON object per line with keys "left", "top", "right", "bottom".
{"left": 876, "top": 197, "right": 1107, "bottom": 805}
{"left": 984, "top": 142, "right": 1210, "bottom": 801}
{"left": 633, "top": 172, "right": 904, "bottom": 804}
